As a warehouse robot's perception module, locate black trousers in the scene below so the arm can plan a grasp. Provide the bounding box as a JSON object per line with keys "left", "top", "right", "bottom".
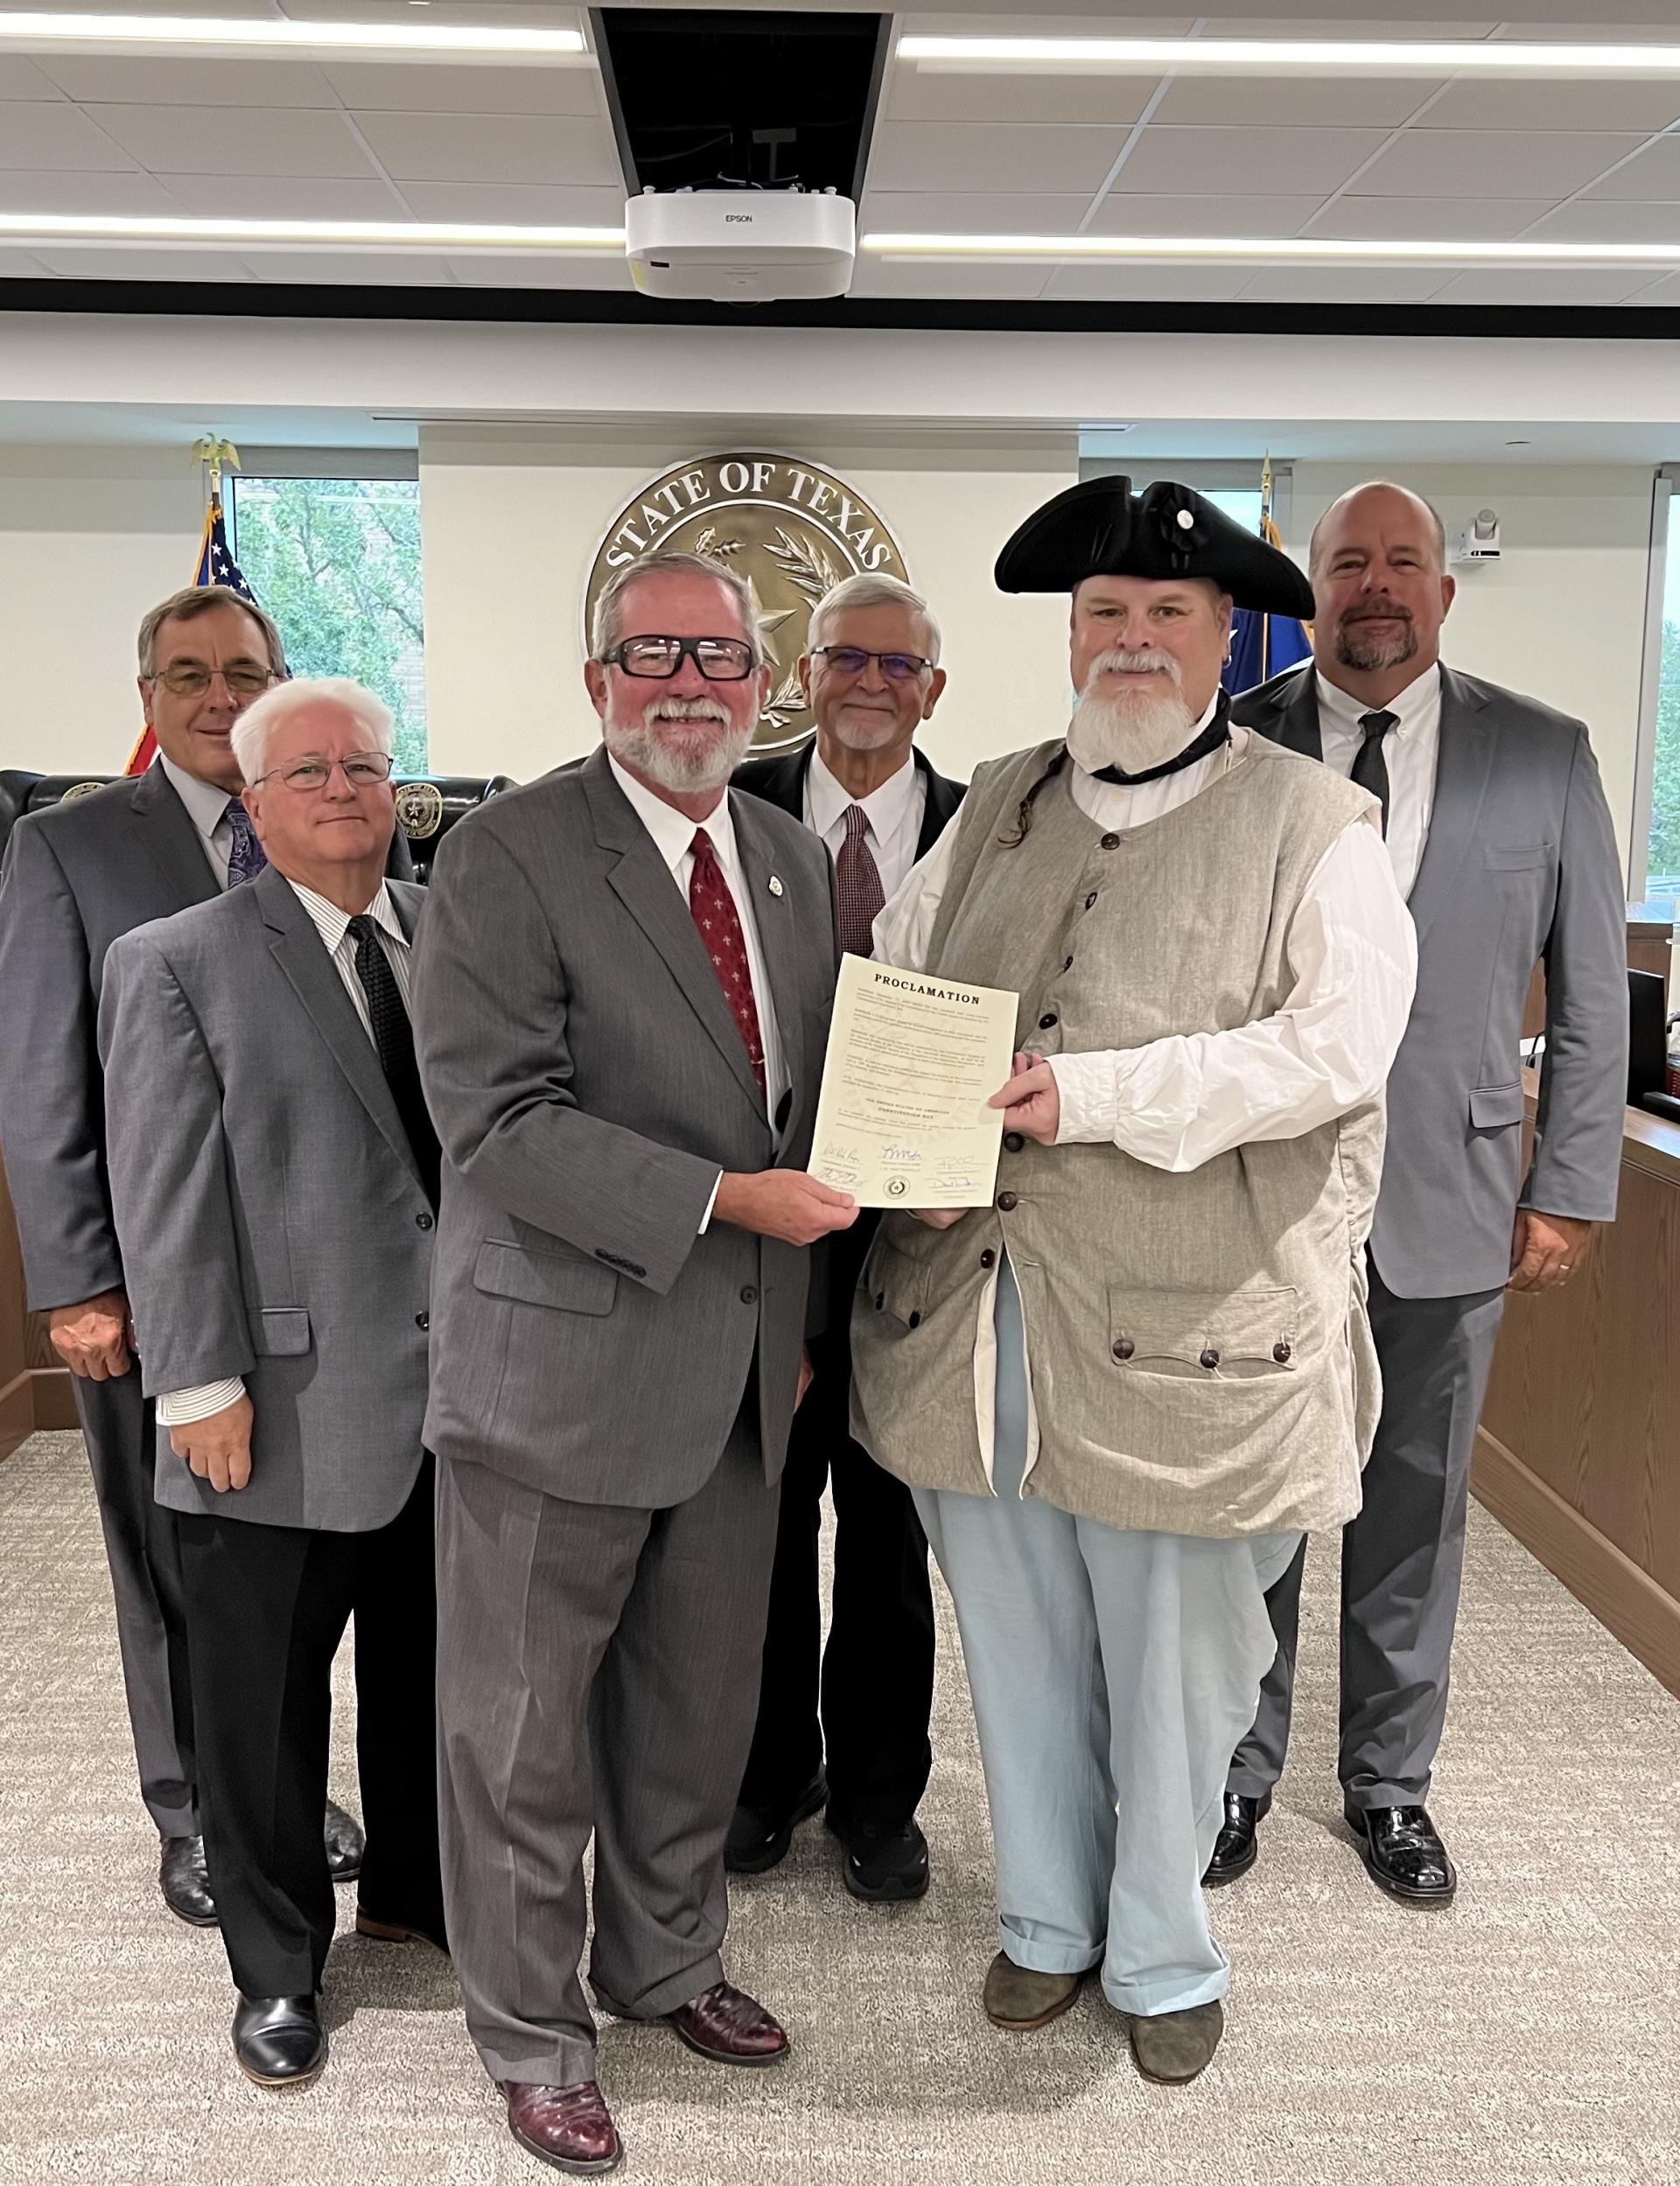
{"left": 174, "top": 1456, "right": 445, "bottom": 1999}
{"left": 737, "top": 1329, "right": 935, "bottom": 1832}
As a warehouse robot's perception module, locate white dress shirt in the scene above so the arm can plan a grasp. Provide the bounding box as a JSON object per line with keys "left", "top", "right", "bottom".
{"left": 802, "top": 746, "right": 928, "bottom": 901}
{"left": 1312, "top": 662, "right": 1441, "bottom": 900}
{"left": 155, "top": 878, "right": 413, "bottom": 1428}
{"left": 158, "top": 753, "right": 240, "bottom": 889}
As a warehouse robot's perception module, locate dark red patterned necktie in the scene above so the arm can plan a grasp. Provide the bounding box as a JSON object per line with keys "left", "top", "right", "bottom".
{"left": 836, "top": 802, "right": 885, "bottom": 960}
{"left": 689, "top": 827, "right": 766, "bottom": 1098}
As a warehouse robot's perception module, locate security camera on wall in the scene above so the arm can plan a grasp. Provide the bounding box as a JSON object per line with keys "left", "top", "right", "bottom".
{"left": 624, "top": 186, "right": 857, "bottom": 303}
{"left": 1450, "top": 508, "right": 1502, "bottom": 564}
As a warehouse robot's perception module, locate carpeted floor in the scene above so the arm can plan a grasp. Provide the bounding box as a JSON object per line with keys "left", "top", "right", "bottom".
{"left": 2, "top": 1426, "right": 1677, "bottom": 2185}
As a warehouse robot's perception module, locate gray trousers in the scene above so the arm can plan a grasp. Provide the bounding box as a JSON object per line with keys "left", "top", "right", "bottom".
{"left": 74, "top": 1367, "right": 198, "bottom": 1839}
{"left": 1228, "top": 1262, "right": 1506, "bottom": 1812}
{"left": 435, "top": 1412, "right": 780, "bottom": 2090}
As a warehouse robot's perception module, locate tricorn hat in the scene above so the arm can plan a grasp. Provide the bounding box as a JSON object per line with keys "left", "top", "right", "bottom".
{"left": 995, "top": 475, "right": 1316, "bottom": 620}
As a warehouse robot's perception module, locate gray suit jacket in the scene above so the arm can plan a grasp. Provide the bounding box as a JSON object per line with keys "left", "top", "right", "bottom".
{"left": 411, "top": 747, "right": 839, "bottom": 1508}
{"left": 1235, "top": 663, "right": 1629, "bottom": 1298}
{"left": 0, "top": 760, "right": 410, "bottom": 1315}
{"left": 96, "top": 867, "right": 433, "bottom": 1531}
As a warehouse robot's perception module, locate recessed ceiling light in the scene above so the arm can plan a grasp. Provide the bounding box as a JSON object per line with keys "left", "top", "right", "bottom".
{"left": 864, "top": 232, "right": 1680, "bottom": 270}
{"left": 897, "top": 33, "right": 1680, "bottom": 79}
{"left": 0, "top": 213, "right": 622, "bottom": 252}
{"left": 0, "top": 11, "right": 588, "bottom": 60}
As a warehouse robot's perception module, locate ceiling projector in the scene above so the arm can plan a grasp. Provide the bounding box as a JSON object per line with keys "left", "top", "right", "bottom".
{"left": 625, "top": 188, "right": 857, "bottom": 303}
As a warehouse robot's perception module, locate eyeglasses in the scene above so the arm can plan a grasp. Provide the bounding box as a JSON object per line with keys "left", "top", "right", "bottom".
{"left": 602, "top": 634, "right": 757, "bottom": 681}
{"left": 150, "top": 662, "right": 276, "bottom": 698}
{"left": 810, "top": 646, "right": 932, "bottom": 683}
{"left": 251, "top": 753, "right": 396, "bottom": 793}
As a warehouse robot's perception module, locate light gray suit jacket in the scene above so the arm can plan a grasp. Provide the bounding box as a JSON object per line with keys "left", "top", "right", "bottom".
{"left": 410, "top": 747, "right": 838, "bottom": 1509}
{"left": 96, "top": 866, "right": 433, "bottom": 1531}
{"left": 1235, "top": 662, "right": 1629, "bottom": 1299}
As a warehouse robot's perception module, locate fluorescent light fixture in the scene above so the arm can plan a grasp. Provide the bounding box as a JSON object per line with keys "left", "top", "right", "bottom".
{"left": 897, "top": 33, "right": 1680, "bottom": 79}
{"left": 0, "top": 11, "right": 588, "bottom": 61}
{"left": 0, "top": 213, "right": 623, "bottom": 253}
{"left": 864, "top": 232, "right": 1680, "bottom": 269}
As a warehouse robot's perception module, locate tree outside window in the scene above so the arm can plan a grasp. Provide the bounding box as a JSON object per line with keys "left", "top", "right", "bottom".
{"left": 1647, "top": 558, "right": 1680, "bottom": 907}
{"left": 230, "top": 475, "right": 428, "bottom": 774}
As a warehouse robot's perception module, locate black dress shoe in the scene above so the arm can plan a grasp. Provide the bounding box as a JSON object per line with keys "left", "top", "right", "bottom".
{"left": 829, "top": 1816, "right": 929, "bottom": 1902}
{"left": 1203, "top": 1790, "right": 1270, "bottom": 1887}
{"left": 324, "top": 1798, "right": 364, "bottom": 1883}
{"left": 232, "top": 1993, "right": 326, "bottom": 2087}
{"left": 1348, "top": 1804, "right": 1458, "bottom": 1904}
{"left": 159, "top": 1834, "right": 217, "bottom": 1927}
{"left": 724, "top": 1772, "right": 827, "bottom": 1875}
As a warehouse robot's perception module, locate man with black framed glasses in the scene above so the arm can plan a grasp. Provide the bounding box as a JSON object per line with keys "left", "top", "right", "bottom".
{"left": 0, "top": 585, "right": 365, "bottom": 1930}
{"left": 729, "top": 570, "right": 963, "bottom": 1906}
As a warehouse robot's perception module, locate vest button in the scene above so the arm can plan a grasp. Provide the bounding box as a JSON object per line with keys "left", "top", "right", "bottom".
{"left": 1004, "top": 1132, "right": 1025, "bottom": 1153}
{"left": 1112, "top": 1336, "right": 1135, "bottom": 1361}
{"left": 1038, "top": 1012, "right": 1058, "bottom": 1030}
{"left": 416, "top": 1312, "right": 430, "bottom": 1331}
{"left": 997, "top": 1190, "right": 1018, "bottom": 1211}
{"left": 740, "top": 1285, "right": 759, "bottom": 1304}
{"left": 1084, "top": 892, "right": 1098, "bottom": 909}
{"left": 907, "top": 1311, "right": 922, "bottom": 1329}
{"left": 1272, "top": 1341, "right": 1292, "bottom": 1363}
{"left": 416, "top": 1211, "right": 434, "bottom": 1230}
{"left": 874, "top": 1290, "right": 885, "bottom": 1311}
{"left": 1101, "top": 832, "right": 1122, "bottom": 850}
{"left": 1062, "top": 956, "right": 1074, "bottom": 972}
{"left": 1199, "top": 1346, "right": 1220, "bottom": 1370}
{"left": 980, "top": 1250, "right": 996, "bottom": 1269}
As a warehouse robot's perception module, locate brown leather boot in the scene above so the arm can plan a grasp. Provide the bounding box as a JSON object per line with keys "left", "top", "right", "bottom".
{"left": 982, "top": 1951, "right": 1083, "bottom": 2031}
{"left": 504, "top": 2080, "right": 622, "bottom": 2175}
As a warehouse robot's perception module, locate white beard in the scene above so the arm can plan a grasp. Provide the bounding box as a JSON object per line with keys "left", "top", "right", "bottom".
{"left": 1066, "top": 683, "right": 1199, "bottom": 776}
{"left": 604, "top": 698, "right": 754, "bottom": 795}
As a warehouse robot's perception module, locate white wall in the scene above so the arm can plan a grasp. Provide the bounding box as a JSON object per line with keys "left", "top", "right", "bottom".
{"left": 1287, "top": 463, "right": 1658, "bottom": 879}
{"left": 418, "top": 428, "right": 1075, "bottom": 784}
{"left": 0, "top": 445, "right": 203, "bottom": 773}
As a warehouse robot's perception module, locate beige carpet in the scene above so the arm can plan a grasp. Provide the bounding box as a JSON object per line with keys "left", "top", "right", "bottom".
{"left": 2, "top": 1426, "right": 1678, "bottom": 2185}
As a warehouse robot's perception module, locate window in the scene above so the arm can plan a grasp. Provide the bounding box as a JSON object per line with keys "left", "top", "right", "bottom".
{"left": 229, "top": 470, "right": 427, "bottom": 774}
{"left": 1642, "top": 481, "right": 1680, "bottom": 910}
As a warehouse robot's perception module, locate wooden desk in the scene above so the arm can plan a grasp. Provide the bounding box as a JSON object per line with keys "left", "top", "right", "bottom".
{"left": 0, "top": 1159, "right": 76, "bottom": 1462}
{"left": 1474, "top": 1080, "right": 1680, "bottom": 1698}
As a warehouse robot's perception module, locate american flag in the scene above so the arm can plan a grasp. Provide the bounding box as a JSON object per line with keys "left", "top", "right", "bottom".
{"left": 124, "top": 493, "right": 265, "bottom": 775}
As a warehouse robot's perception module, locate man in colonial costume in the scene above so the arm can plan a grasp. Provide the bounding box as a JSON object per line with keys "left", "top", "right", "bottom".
{"left": 850, "top": 478, "right": 1416, "bottom": 2083}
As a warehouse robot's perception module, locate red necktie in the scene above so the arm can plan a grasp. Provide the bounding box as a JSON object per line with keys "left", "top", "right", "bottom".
{"left": 689, "top": 828, "right": 766, "bottom": 1098}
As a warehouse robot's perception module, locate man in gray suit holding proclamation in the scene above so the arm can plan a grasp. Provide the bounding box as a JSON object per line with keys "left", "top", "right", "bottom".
{"left": 412, "top": 550, "right": 852, "bottom": 2178}
{"left": 0, "top": 584, "right": 362, "bottom": 1924}
{"left": 1214, "top": 481, "right": 1628, "bottom": 1902}
{"left": 98, "top": 678, "right": 445, "bottom": 2089}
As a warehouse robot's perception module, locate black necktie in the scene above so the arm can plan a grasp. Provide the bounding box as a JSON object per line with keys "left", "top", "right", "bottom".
{"left": 1351, "top": 710, "right": 1397, "bottom": 836}
{"left": 348, "top": 914, "right": 440, "bottom": 1207}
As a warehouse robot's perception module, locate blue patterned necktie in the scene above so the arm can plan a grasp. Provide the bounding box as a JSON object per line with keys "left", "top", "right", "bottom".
{"left": 223, "top": 797, "right": 267, "bottom": 887}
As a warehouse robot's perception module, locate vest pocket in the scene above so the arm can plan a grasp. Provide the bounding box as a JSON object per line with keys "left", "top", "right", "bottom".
{"left": 1107, "top": 1285, "right": 1300, "bottom": 1380}
{"left": 865, "top": 1239, "right": 933, "bottom": 1329}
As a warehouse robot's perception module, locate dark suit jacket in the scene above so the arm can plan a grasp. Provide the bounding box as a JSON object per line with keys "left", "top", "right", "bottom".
{"left": 0, "top": 760, "right": 411, "bottom": 1314}
{"left": 1234, "top": 662, "right": 1628, "bottom": 1298}
{"left": 732, "top": 743, "right": 967, "bottom": 1337}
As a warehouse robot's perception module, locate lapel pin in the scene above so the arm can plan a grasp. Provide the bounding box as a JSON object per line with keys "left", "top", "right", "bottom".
{"left": 768, "top": 874, "right": 784, "bottom": 897}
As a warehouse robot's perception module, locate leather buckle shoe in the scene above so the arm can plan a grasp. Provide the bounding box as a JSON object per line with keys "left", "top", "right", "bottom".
{"left": 1203, "top": 1790, "right": 1270, "bottom": 1887}
{"left": 1348, "top": 1803, "right": 1457, "bottom": 1904}
{"left": 504, "top": 2080, "right": 623, "bottom": 2175}
{"left": 159, "top": 1834, "right": 217, "bottom": 1927}
{"left": 723, "top": 1772, "right": 827, "bottom": 1876}
{"left": 666, "top": 1979, "right": 789, "bottom": 2066}
{"left": 232, "top": 1993, "right": 326, "bottom": 2087}
{"left": 324, "top": 1797, "right": 364, "bottom": 1883}
{"left": 1126, "top": 2000, "right": 1224, "bottom": 2084}
{"left": 830, "top": 1816, "right": 929, "bottom": 1903}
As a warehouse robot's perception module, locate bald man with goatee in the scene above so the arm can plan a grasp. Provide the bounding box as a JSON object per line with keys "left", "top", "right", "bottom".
{"left": 1217, "top": 481, "right": 1628, "bottom": 1905}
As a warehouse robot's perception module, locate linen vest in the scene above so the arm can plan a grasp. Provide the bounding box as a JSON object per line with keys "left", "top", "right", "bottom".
{"left": 849, "top": 734, "right": 1386, "bottom": 1539}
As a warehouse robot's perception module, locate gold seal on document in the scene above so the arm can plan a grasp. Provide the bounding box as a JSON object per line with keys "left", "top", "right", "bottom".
{"left": 584, "top": 455, "right": 911, "bottom": 755}
{"left": 395, "top": 780, "right": 444, "bottom": 840}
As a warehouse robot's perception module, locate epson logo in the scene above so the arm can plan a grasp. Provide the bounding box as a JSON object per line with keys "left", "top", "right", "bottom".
{"left": 724, "top": 214, "right": 753, "bottom": 224}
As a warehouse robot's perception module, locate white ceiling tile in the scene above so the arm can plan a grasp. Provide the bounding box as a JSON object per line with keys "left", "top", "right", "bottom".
{"left": 36, "top": 57, "right": 335, "bottom": 107}
{"left": 886, "top": 66, "right": 1153, "bottom": 127}
{"left": 1421, "top": 80, "right": 1680, "bottom": 133}
{"left": 26, "top": 248, "right": 256, "bottom": 281}
{"left": 1626, "top": 271, "right": 1680, "bottom": 303}
{"left": 399, "top": 180, "right": 626, "bottom": 225}
{"left": 845, "top": 257, "right": 1054, "bottom": 299}
{"left": 0, "top": 57, "right": 65, "bottom": 101}
{"left": 0, "top": 169, "right": 181, "bottom": 213}
{"left": 0, "top": 248, "right": 52, "bottom": 275}
{"left": 1583, "top": 139, "right": 1680, "bottom": 202}
{"left": 1493, "top": 19, "right": 1680, "bottom": 38}
{"left": 85, "top": 103, "right": 377, "bottom": 179}
{"left": 860, "top": 190, "right": 1092, "bottom": 234}
{"left": 1087, "top": 193, "right": 1326, "bottom": 237}
{"left": 1312, "top": 196, "right": 1558, "bottom": 241}
{"left": 1527, "top": 199, "right": 1680, "bottom": 242}
{"left": 1109, "top": 124, "right": 1390, "bottom": 197}
{"left": 323, "top": 61, "right": 605, "bottom": 116}
{"left": 1429, "top": 267, "right": 1657, "bottom": 304}
{"left": 239, "top": 251, "right": 457, "bottom": 285}
{"left": 866, "top": 120, "right": 1130, "bottom": 195}
{"left": 1149, "top": 76, "right": 1443, "bottom": 128}
{"left": 1039, "top": 263, "right": 1251, "bottom": 302}
{"left": 444, "top": 253, "right": 633, "bottom": 290}
{"left": 1235, "top": 266, "right": 1454, "bottom": 304}
{"left": 1353, "top": 130, "right": 1645, "bottom": 198}
{"left": 154, "top": 172, "right": 404, "bottom": 220}
{"left": 0, "top": 102, "right": 137, "bottom": 172}
{"left": 353, "top": 111, "right": 620, "bottom": 186}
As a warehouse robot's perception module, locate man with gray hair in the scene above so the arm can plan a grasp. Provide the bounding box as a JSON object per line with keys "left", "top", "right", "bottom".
{"left": 98, "top": 676, "right": 445, "bottom": 2086}
{"left": 0, "top": 584, "right": 364, "bottom": 1926}
{"left": 728, "top": 570, "right": 963, "bottom": 1904}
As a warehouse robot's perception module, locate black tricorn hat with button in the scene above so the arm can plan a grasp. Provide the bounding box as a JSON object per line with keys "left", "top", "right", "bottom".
{"left": 995, "top": 475, "right": 1317, "bottom": 620}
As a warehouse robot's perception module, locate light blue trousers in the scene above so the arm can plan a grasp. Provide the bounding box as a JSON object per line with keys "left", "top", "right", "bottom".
{"left": 914, "top": 1262, "right": 1299, "bottom": 2019}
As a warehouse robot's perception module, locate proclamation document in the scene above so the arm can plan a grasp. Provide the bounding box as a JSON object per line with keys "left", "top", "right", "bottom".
{"left": 809, "top": 954, "right": 1019, "bottom": 1209}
